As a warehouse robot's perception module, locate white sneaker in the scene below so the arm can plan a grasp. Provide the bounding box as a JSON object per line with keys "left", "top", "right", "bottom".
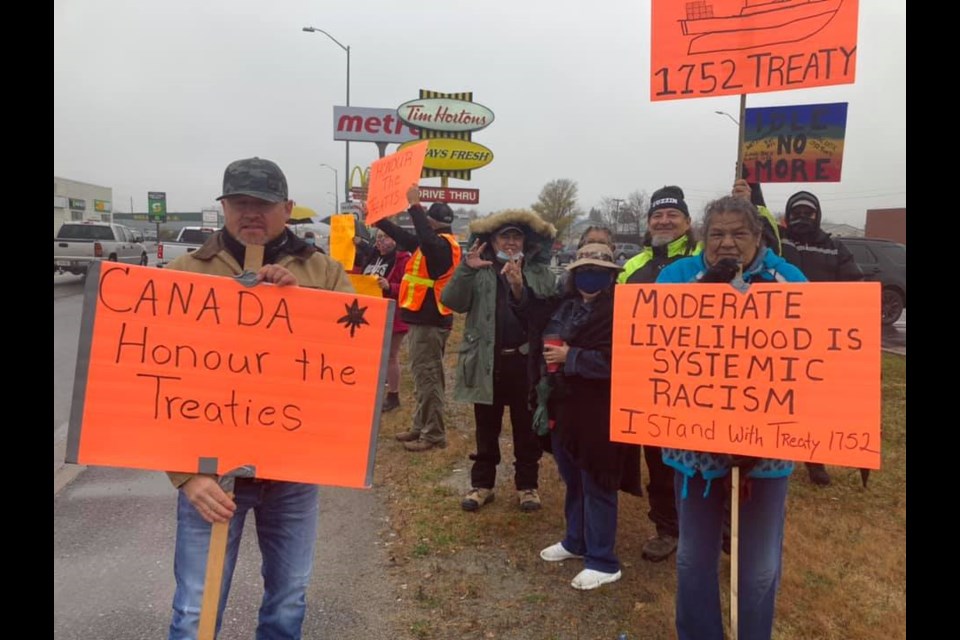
{"left": 570, "top": 568, "right": 622, "bottom": 590}
{"left": 539, "top": 542, "right": 582, "bottom": 562}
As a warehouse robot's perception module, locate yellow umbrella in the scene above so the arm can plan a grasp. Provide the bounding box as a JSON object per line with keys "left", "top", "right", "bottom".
{"left": 288, "top": 205, "right": 317, "bottom": 224}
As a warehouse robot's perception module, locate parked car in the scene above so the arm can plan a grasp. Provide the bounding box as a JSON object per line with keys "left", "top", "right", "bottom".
{"left": 555, "top": 242, "right": 579, "bottom": 266}
{"left": 156, "top": 226, "right": 216, "bottom": 268}
{"left": 837, "top": 237, "right": 906, "bottom": 325}
{"left": 54, "top": 222, "right": 148, "bottom": 277}
{"left": 614, "top": 242, "right": 642, "bottom": 262}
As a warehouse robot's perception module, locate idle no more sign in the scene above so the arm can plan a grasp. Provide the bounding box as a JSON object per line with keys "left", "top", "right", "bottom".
{"left": 610, "top": 283, "right": 881, "bottom": 469}
{"left": 66, "top": 263, "right": 395, "bottom": 488}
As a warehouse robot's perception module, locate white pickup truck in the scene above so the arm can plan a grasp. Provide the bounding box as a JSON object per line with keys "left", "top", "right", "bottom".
{"left": 156, "top": 226, "right": 217, "bottom": 268}
{"left": 54, "top": 222, "right": 149, "bottom": 277}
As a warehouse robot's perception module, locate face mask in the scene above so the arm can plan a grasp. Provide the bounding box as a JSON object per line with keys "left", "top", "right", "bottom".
{"left": 788, "top": 218, "right": 815, "bottom": 235}
{"left": 574, "top": 269, "right": 612, "bottom": 294}
{"left": 496, "top": 250, "right": 523, "bottom": 262}
{"left": 304, "top": 237, "right": 316, "bottom": 246}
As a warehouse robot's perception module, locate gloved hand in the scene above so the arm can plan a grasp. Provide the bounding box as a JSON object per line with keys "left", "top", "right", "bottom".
{"left": 701, "top": 258, "right": 741, "bottom": 283}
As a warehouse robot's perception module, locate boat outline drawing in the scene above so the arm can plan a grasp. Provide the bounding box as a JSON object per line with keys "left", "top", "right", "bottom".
{"left": 679, "top": 0, "right": 845, "bottom": 55}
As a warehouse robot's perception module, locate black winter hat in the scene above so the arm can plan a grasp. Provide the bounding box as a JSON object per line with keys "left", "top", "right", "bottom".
{"left": 648, "top": 185, "right": 689, "bottom": 218}
{"left": 785, "top": 191, "right": 822, "bottom": 223}
{"left": 426, "top": 202, "right": 454, "bottom": 224}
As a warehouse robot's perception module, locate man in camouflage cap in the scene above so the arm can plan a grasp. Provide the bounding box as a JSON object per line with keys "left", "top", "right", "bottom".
{"left": 165, "top": 157, "right": 354, "bottom": 639}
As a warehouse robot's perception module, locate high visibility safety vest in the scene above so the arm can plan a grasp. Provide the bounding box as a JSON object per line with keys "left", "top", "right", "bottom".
{"left": 399, "top": 233, "right": 462, "bottom": 316}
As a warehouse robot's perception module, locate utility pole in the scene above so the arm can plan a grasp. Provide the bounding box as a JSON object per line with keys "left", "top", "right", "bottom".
{"left": 610, "top": 198, "right": 625, "bottom": 239}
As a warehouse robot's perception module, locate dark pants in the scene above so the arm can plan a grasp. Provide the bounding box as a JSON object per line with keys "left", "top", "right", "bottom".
{"left": 644, "top": 445, "right": 679, "bottom": 537}
{"left": 470, "top": 352, "right": 542, "bottom": 490}
{"left": 552, "top": 430, "right": 620, "bottom": 573}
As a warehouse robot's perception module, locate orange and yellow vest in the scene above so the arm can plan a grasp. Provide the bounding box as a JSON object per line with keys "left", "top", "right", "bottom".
{"left": 399, "top": 233, "right": 462, "bottom": 316}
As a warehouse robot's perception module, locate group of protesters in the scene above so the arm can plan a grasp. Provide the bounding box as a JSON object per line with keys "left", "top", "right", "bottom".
{"left": 164, "top": 156, "right": 861, "bottom": 640}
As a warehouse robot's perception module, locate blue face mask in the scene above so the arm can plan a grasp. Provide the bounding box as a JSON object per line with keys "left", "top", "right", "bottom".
{"left": 304, "top": 237, "right": 316, "bottom": 246}
{"left": 573, "top": 269, "right": 612, "bottom": 294}
{"left": 496, "top": 250, "right": 523, "bottom": 262}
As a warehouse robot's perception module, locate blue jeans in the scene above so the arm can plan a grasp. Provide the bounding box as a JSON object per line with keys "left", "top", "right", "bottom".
{"left": 168, "top": 479, "right": 320, "bottom": 640}
{"left": 551, "top": 431, "right": 620, "bottom": 573}
{"left": 674, "top": 472, "right": 788, "bottom": 640}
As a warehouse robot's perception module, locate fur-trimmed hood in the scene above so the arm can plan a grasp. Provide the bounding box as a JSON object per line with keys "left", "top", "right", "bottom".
{"left": 467, "top": 209, "right": 557, "bottom": 264}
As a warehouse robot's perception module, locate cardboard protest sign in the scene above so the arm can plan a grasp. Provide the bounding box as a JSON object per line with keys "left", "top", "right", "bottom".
{"left": 65, "top": 263, "right": 395, "bottom": 488}
{"left": 348, "top": 274, "right": 384, "bottom": 298}
{"left": 329, "top": 214, "right": 357, "bottom": 271}
{"left": 650, "top": 0, "right": 859, "bottom": 100}
{"left": 364, "top": 140, "right": 429, "bottom": 225}
{"left": 610, "top": 282, "right": 881, "bottom": 469}
{"left": 742, "top": 102, "right": 848, "bottom": 183}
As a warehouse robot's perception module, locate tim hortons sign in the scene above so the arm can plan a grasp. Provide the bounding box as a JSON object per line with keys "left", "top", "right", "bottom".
{"left": 396, "top": 98, "right": 495, "bottom": 133}
{"left": 333, "top": 106, "right": 420, "bottom": 143}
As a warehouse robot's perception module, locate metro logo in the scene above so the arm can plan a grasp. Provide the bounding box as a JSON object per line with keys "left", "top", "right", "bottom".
{"left": 333, "top": 106, "right": 420, "bottom": 143}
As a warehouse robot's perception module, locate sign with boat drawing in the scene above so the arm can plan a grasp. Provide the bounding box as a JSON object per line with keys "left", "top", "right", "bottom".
{"left": 650, "top": 0, "right": 859, "bottom": 101}
{"left": 742, "top": 102, "right": 848, "bottom": 182}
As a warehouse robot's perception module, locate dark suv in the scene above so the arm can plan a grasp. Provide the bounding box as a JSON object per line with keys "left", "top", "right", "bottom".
{"left": 614, "top": 242, "right": 642, "bottom": 263}
{"left": 837, "top": 237, "right": 906, "bottom": 325}
{"left": 555, "top": 243, "right": 578, "bottom": 266}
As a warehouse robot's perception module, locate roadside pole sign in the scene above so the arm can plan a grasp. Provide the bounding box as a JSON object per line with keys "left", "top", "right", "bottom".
{"left": 148, "top": 192, "right": 167, "bottom": 223}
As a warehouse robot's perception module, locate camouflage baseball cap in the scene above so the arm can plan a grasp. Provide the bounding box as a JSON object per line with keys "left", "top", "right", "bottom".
{"left": 217, "top": 157, "right": 288, "bottom": 203}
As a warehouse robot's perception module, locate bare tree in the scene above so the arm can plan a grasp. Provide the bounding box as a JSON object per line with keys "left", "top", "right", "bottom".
{"left": 593, "top": 191, "right": 649, "bottom": 242}
{"left": 532, "top": 179, "right": 581, "bottom": 240}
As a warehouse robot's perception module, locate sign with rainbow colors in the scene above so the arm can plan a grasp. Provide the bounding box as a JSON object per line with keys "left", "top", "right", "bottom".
{"left": 742, "top": 102, "right": 848, "bottom": 183}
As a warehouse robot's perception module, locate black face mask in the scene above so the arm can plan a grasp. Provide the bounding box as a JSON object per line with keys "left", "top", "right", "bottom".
{"left": 788, "top": 218, "right": 816, "bottom": 236}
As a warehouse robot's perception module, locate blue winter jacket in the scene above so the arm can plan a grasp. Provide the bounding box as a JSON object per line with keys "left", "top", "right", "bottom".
{"left": 655, "top": 248, "right": 808, "bottom": 498}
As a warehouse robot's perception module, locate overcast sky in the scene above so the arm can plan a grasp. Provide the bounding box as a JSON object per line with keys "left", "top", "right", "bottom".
{"left": 54, "top": 0, "right": 905, "bottom": 228}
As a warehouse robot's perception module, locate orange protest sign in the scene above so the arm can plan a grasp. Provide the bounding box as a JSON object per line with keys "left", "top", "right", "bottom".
{"left": 347, "top": 274, "right": 384, "bottom": 298}
{"left": 364, "top": 141, "right": 429, "bottom": 225}
{"left": 65, "top": 263, "right": 395, "bottom": 488}
{"left": 329, "top": 214, "right": 357, "bottom": 271}
{"left": 610, "top": 282, "right": 881, "bottom": 469}
{"left": 650, "top": 0, "right": 859, "bottom": 100}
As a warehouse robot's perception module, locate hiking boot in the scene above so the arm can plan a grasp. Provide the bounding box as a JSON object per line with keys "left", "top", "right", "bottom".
{"left": 641, "top": 534, "right": 678, "bottom": 562}
{"left": 461, "top": 488, "right": 495, "bottom": 511}
{"left": 381, "top": 392, "right": 400, "bottom": 413}
{"left": 806, "top": 463, "right": 831, "bottom": 486}
{"left": 403, "top": 439, "right": 446, "bottom": 452}
{"left": 539, "top": 542, "right": 582, "bottom": 562}
{"left": 570, "top": 568, "right": 622, "bottom": 591}
{"left": 394, "top": 431, "right": 419, "bottom": 443}
{"left": 518, "top": 489, "right": 542, "bottom": 512}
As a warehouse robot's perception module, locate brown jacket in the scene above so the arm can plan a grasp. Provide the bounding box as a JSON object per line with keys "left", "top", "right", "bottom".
{"left": 165, "top": 230, "right": 354, "bottom": 488}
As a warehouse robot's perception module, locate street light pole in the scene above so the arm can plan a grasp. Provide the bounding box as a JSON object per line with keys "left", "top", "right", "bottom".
{"left": 715, "top": 94, "right": 747, "bottom": 181}
{"left": 320, "top": 163, "right": 339, "bottom": 216}
{"left": 302, "top": 26, "right": 350, "bottom": 207}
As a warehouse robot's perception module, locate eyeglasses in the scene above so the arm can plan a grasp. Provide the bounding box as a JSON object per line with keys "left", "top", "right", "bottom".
{"left": 576, "top": 250, "right": 615, "bottom": 262}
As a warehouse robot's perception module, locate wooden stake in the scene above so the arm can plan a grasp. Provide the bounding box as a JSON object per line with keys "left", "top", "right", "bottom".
{"left": 730, "top": 466, "right": 740, "bottom": 640}
{"left": 197, "top": 489, "right": 234, "bottom": 640}
{"left": 243, "top": 244, "right": 264, "bottom": 273}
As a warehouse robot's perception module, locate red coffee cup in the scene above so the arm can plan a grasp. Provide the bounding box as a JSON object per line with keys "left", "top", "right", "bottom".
{"left": 543, "top": 334, "right": 562, "bottom": 373}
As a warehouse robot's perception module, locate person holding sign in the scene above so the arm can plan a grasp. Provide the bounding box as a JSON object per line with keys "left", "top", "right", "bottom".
{"left": 616, "top": 185, "right": 700, "bottom": 563}
{"left": 441, "top": 209, "right": 558, "bottom": 512}
{"left": 777, "top": 189, "right": 864, "bottom": 486}
{"left": 374, "top": 185, "right": 462, "bottom": 451}
{"left": 360, "top": 229, "right": 412, "bottom": 413}
{"left": 164, "top": 157, "right": 354, "bottom": 640}
{"left": 655, "top": 195, "right": 807, "bottom": 640}
{"left": 514, "top": 243, "right": 642, "bottom": 590}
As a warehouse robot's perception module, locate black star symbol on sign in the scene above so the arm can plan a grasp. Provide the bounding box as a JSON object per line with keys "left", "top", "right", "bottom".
{"left": 337, "top": 298, "right": 370, "bottom": 337}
